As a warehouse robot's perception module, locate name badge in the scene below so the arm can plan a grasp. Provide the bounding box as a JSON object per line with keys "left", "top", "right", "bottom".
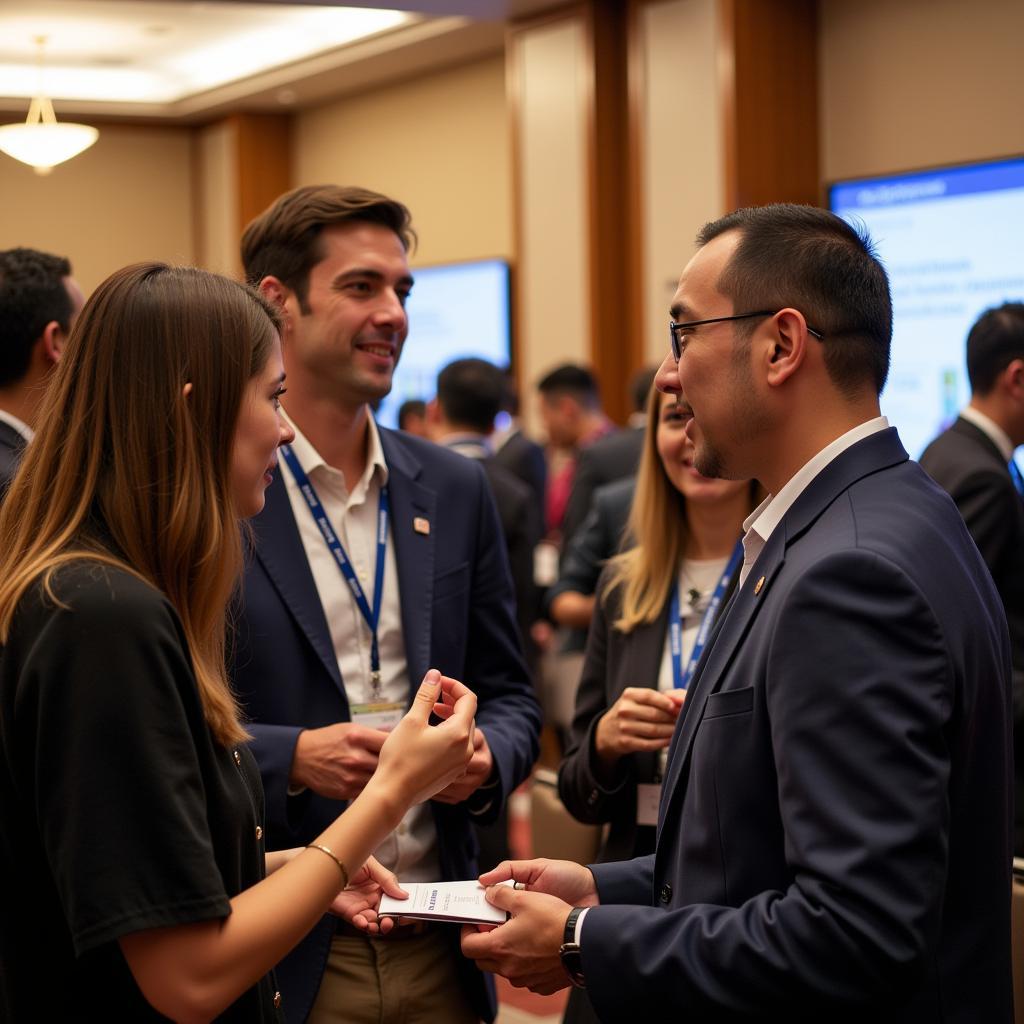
{"left": 350, "top": 701, "right": 405, "bottom": 730}
{"left": 636, "top": 783, "right": 662, "bottom": 826}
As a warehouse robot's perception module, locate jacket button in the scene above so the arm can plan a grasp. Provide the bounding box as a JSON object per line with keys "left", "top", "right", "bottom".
{"left": 659, "top": 883, "right": 672, "bottom": 903}
{"left": 587, "top": 789, "right": 598, "bottom": 806}
{"left": 255, "top": 825, "right": 263, "bottom": 841}
{"left": 273, "top": 990, "right": 282, "bottom": 1009}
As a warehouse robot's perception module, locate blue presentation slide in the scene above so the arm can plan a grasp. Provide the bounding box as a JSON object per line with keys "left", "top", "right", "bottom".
{"left": 375, "top": 258, "right": 510, "bottom": 430}
{"left": 830, "top": 157, "right": 1024, "bottom": 458}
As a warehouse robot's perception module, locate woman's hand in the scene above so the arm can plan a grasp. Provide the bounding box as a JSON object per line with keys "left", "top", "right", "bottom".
{"left": 328, "top": 856, "right": 406, "bottom": 935}
{"left": 375, "top": 669, "right": 477, "bottom": 807}
{"left": 594, "top": 687, "right": 685, "bottom": 767}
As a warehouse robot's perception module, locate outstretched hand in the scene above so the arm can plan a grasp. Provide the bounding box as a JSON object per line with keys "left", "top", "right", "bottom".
{"left": 376, "top": 670, "right": 477, "bottom": 808}
{"left": 328, "top": 856, "right": 406, "bottom": 935}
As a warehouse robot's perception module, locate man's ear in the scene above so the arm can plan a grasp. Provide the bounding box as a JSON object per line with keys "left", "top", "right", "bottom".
{"left": 426, "top": 397, "right": 442, "bottom": 425}
{"left": 1002, "top": 358, "right": 1024, "bottom": 400}
{"left": 764, "top": 309, "right": 811, "bottom": 388}
{"left": 258, "top": 276, "right": 292, "bottom": 317}
{"left": 39, "top": 320, "right": 66, "bottom": 367}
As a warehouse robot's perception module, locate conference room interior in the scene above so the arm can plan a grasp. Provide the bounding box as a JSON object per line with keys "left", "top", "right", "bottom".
{"left": 1, "top": 1, "right": 1022, "bottom": 1021}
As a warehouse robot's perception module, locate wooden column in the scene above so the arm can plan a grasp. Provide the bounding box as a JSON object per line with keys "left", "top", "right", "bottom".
{"left": 193, "top": 112, "right": 293, "bottom": 279}
{"left": 508, "top": 1, "right": 643, "bottom": 428}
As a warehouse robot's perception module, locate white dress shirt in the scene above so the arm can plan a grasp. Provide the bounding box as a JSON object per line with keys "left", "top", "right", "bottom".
{"left": 0, "top": 409, "right": 34, "bottom": 442}
{"left": 959, "top": 405, "right": 1015, "bottom": 462}
{"left": 739, "top": 417, "right": 890, "bottom": 588}
{"left": 280, "top": 410, "right": 439, "bottom": 882}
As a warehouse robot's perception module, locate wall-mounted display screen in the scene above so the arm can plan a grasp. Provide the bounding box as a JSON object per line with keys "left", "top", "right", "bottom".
{"left": 375, "top": 258, "right": 512, "bottom": 430}
{"left": 829, "top": 155, "right": 1024, "bottom": 458}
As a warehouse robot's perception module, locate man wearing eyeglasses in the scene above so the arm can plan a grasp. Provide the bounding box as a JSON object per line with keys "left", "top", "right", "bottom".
{"left": 461, "top": 204, "right": 1013, "bottom": 1023}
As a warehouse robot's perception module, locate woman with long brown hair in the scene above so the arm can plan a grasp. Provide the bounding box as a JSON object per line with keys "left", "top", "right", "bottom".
{"left": 557, "top": 384, "right": 759, "bottom": 1023}
{"left": 0, "top": 263, "right": 476, "bottom": 1021}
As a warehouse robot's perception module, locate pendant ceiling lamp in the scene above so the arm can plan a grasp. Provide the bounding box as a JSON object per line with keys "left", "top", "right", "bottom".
{"left": 0, "top": 36, "right": 99, "bottom": 176}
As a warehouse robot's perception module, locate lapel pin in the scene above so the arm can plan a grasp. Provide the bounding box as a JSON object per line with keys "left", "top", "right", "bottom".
{"left": 754, "top": 575, "right": 766, "bottom": 595}
{"left": 413, "top": 516, "right": 430, "bottom": 536}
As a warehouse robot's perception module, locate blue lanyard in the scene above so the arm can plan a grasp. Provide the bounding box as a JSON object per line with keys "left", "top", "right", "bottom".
{"left": 280, "top": 444, "right": 390, "bottom": 695}
{"left": 668, "top": 539, "right": 744, "bottom": 690}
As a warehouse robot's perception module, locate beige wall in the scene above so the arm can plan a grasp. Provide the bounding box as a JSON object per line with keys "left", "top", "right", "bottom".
{"left": 639, "top": 0, "right": 723, "bottom": 366}
{"left": 0, "top": 126, "right": 195, "bottom": 295}
{"left": 293, "top": 55, "right": 511, "bottom": 268}
{"left": 820, "top": 0, "right": 1024, "bottom": 183}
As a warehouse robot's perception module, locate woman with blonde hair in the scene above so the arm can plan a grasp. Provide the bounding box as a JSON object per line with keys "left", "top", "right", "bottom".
{"left": 0, "top": 263, "right": 476, "bottom": 1021}
{"left": 557, "top": 383, "right": 759, "bottom": 1023}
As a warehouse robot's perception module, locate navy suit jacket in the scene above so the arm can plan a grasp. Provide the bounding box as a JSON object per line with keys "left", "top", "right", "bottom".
{"left": 920, "top": 416, "right": 1024, "bottom": 851}
{"left": 231, "top": 427, "right": 541, "bottom": 1023}
{"left": 581, "top": 429, "right": 1013, "bottom": 1022}
{"left": 0, "top": 420, "right": 25, "bottom": 496}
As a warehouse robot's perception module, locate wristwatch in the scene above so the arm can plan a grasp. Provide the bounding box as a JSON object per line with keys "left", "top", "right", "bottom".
{"left": 559, "top": 906, "right": 586, "bottom": 988}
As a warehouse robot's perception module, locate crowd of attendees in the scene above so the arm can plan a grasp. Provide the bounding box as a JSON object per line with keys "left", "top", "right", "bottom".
{"left": 0, "top": 188, "right": 1020, "bottom": 1023}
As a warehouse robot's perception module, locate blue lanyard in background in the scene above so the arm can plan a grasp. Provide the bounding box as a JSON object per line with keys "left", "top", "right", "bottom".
{"left": 668, "top": 539, "right": 744, "bottom": 690}
{"left": 280, "top": 444, "right": 390, "bottom": 695}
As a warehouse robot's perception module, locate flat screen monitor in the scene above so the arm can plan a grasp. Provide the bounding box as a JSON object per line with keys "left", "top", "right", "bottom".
{"left": 828, "top": 155, "right": 1024, "bottom": 458}
{"left": 374, "top": 258, "right": 512, "bottom": 430}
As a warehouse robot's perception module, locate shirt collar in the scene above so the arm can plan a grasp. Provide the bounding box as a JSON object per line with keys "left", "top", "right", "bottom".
{"left": 744, "top": 416, "right": 890, "bottom": 545}
{"left": 281, "top": 407, "right": 389, "bottom": 498}
{"left": 440, "top": 433, "right": 492, "bottom": 459}
{"left": 960, "top": 405, "right": 1014, "bottom": 461}
{"left": 0, "top": 408, "right": 33, "bottom": 442}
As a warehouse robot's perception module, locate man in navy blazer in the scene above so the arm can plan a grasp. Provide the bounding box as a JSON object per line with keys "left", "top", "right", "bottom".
{"left": 461, "top": 205, "right": 1013, "bottom": 1022}
{"left": 232, "top": 185, "right": 540, "bottom": 1023}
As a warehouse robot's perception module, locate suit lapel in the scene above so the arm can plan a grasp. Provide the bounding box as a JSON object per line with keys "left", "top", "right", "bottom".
{"left": 658, "top": 427, "right": 910, "bottom": 832}
{"left": 380, "top": 430, "right": 436, "bottom": 693}
{"left": 250, "top": 470, "right": 343, "bottom": 691}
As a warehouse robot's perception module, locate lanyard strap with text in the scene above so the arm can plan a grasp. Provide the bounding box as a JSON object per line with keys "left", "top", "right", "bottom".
{"left": 280, "top": 444, "right": 390, "bottom": 696}
{"left": 668, "top": 539, "right": 744, "bottom": 691}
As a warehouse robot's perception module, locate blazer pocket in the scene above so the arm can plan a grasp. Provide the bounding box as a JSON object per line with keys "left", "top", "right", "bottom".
{"left": 434, "top": 562, "right": 470, "bottom": 601}
{"left": 703, "top": 686, "right": 754, "bottom": 720}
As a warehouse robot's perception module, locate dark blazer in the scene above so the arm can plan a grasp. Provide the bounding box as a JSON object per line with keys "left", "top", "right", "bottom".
{"left": 920, "top": 415, "right": 1024, "bottom": 851}
{"left": 545, "top": 477, "right": 634, "bottom": 616}
{"left": 580, "top": 429, "right": 1013, "bottom": 1022}
{"left": 561, "top": 427, "right": 643, "bottom": 548}
{"left": 481, "top": 457, "right": 544, "bottom": 658}
{"left": 559, "top": 563, "right": 741, "bottom": 867}
{"left": 492, "top": 427, "right": 547, "bottom": 530}
{"left": 230, "top": 428, "right": 541, "bottom": 1023}
{"left": 0, "top": 419, "right": 25, "bottom": 495}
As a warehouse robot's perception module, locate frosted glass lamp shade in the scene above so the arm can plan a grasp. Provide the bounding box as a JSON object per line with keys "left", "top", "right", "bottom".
{"left": 0, "top": 94, "right": 99, "bottom": 174}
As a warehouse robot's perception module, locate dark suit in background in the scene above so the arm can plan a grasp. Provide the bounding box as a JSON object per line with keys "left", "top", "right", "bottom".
{"left": 0, "top": 419, "right": 26, "bottom": 494}
{"left": 231, "top": 429, "right": 541, "bottom": 1022}
{"left": 545, "top": 477, "right": 634, "bottom": 621}
{"left": 493, "top": 426, "right": 547, "bottom": 532}
{"left": 580, "top": 429, "right": 1013, "bottom": 1023}
{"left": 921, "top": 414, "right": 1024, "bottom": 852}
{"left": 560, "top": 427, "right": 643, "bottom": 550}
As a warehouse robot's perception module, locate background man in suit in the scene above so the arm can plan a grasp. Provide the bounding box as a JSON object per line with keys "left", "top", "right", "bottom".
{"left": 492, "top": 368, "right": 547, "bottom": 530}
{"left": 921, "top": 301, "right": 1024, "bottom": 853}
{"left": 558, "top": 365, "right": 655, "bottom": 549}
{"left": 428, "top": 356, "right": 543, "bottom": 671}
{"left": 0, "top": 247, "right": 83, "bottom": 491}
{"left": 461, "top": 204, "right": 1013, "bottom": 1022}
{"left": 232, "top": 185, "right": 540, "bottom": 1024}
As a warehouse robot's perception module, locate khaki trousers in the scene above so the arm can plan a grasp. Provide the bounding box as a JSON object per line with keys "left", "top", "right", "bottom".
{"left": 308, "top": 929, "right": 481, "bottom": 1024}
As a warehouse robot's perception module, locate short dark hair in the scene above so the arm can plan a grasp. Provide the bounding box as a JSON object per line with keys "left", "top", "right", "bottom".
{"left": 537, "top": 363, "right": 600, "bottom": 409}
{"left": 0, "top": 247, "right": 73, "bottom": 388}
{"left": 697, "top": 204, "right": 893, "bottom": 396}
{"left": 240, "top": 185, "right": 415, "bottom": 312}
{"left": 397, "top": 399, "right": 426, "bottom": 430}
{"left": 966, "top": 302, "right": 1024, "bottom": 395}
{"left": 437, "top": 358, "right": 505, "bottom": 433}
{"left": 630, "top": 365, "right": 657, "bottom": 414}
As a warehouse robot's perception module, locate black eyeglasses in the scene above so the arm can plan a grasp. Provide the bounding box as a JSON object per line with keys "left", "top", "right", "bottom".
{"left": 669, "top": 310, "right": 824, "bottom": 361}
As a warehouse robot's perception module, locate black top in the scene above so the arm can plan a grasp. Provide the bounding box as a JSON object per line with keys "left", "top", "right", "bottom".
{"left": 0, "top": 561, "right": 282, "bottom": 1021}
